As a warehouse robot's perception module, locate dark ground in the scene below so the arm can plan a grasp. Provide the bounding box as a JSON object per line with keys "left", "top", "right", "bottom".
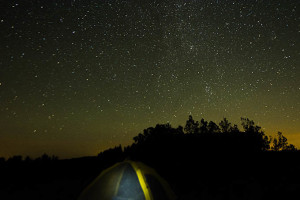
{"left": 1, "top": 150, "right": 300, "bottom": 200}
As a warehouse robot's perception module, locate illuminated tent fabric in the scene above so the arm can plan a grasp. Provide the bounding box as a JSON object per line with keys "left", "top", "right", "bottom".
{"left": 78, "top": 161, "right": 176, "bottom": 200}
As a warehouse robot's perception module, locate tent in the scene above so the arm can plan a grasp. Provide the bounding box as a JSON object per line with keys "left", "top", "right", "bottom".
{"left": 78, "top": 161, "right": 176, "bottom": 200}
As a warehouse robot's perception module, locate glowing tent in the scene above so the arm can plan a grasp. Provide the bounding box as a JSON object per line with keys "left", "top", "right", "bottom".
{"left": 78, "top": 161, "right": 176, "bottom": 200}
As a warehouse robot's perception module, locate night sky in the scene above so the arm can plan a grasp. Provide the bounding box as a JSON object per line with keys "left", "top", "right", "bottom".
{"left": 0, "top": 0, "right": 299, "bottom": 159}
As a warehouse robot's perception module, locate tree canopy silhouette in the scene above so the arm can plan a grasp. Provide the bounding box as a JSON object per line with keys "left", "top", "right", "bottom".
{"left": 129, "top": 115, "right": 296, "bottom": 153}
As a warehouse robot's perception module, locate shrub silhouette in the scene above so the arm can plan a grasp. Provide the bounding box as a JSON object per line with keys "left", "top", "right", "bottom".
{"left": 123, "top": 115, "right": 298, "bottom": 197}
{"left": 128, "top": 115, "right": 294, "bottom": 155}
{"left": 272, "top": 132, "right": 297, "bottom": 151}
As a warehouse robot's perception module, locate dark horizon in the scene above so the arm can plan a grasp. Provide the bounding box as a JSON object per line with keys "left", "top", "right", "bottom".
{"left": 1, "top": 115, "right": 298, "bottom": 161}
{"left": 1, "top": 115, "right": 299, "bottom": 199}
{"left": 0, "top": 114, "right": 299, "bottom": 160}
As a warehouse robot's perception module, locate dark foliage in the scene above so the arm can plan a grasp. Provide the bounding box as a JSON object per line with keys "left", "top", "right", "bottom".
{"left": 129, "top": 115, "right": 295, "bottom": 154}
{"left": 0, "top": 116, "right": 298, "bottom": 199}
{"left": 123, "top": 116, "right": 299, "bottom": 198}
{"left": 0, "top": 149, "right": 124, "bottom": 200}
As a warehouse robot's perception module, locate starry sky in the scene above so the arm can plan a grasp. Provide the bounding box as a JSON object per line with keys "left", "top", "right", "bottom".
{"left": 0, "top": 0, "right": 299, "bottom": 159}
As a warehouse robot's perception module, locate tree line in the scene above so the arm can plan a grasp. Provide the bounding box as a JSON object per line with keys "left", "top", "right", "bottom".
{"left": 130, "top": 115, "right": 297, "bottom": 152}
{"left": 0, "top": 115, "right": 296, "bottom": 164}
{"left": 0, "top": 115, "right": 298, "bottom": 199}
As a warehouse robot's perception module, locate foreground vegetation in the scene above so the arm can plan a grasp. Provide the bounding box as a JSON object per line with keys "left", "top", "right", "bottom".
{"left": 0, "top": 116, "right": 299, "bottom": 199}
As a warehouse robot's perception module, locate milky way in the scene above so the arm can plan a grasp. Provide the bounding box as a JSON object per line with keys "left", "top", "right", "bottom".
{"left": 0, "top": 0, "right": 299, "bottom": 158}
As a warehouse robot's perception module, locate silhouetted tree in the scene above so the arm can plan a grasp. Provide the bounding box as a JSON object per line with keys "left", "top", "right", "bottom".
{"left": 241, "top": 117, "right": 262, "bottom": 133}
{"left": 219, "top": 117, "right": 232, "bottom": 133}
{"left": 24, "top": 156, "right": 33, "bottom": 164}
{"left": 41, "top": 154, "right": 51, "bottom": 161}
{"left": 176, "top": 125, "right": 184, "bottom": 135}
{"left": 240, "top": 118, "right": 271, "bottom": 151}
{"left": 199, "top": 118, "right": 208, "bottom": 134}
{"left": 262, "top": 135, "right": 272, "bottom": 151}
{"left": 98, "top": 145, "right": 124, "bottom": 165}
{"left": 271, "top": 132, "right": 296, "bottom": 151}
{"left": 231, "top": 124, "right": 240, "bottom": 133}
{"left": 133, "top": 133, "right": 146, "bottom": 144}
{"left": 272, "top": 132, "right": 287, "bottom": 151}
{"left": 184, "top": 115, "right": 199, "bottom": 134}
{"left": 7, "top": 155, "right": 23, "bottom": 164}
{"left": 130, "top": 115, "right": 297, "bottom": 154}
{"left": 283, "top": 144, "right": 297, "bottom": 152}
{"left": 51, "top": 155, "right": 59, "bottom": 161}
{"left": 207, "top": 121, "right": 220, "bottom": 134}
